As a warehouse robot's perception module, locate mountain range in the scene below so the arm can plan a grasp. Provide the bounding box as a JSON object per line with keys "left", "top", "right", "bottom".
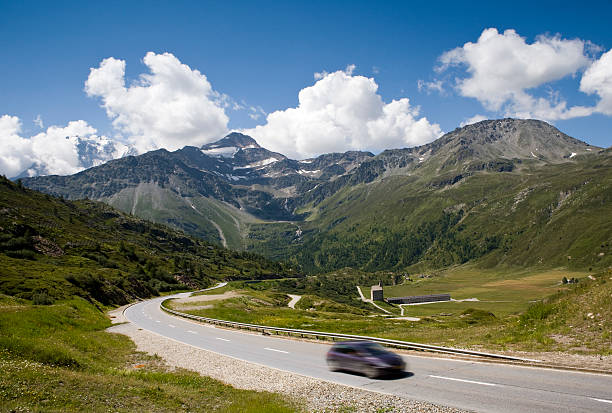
{"left": 22, "top": 118, "right": 612, "bottom": 273}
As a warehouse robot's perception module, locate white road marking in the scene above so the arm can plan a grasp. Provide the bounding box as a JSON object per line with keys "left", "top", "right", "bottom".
{"left": 264, "top": 347, "right": 289, "bottom": 354}
{"left": 187, "top": 330, "right": 197, "bottom": 334}
{"left": 168, "top": 324, "right": 176, "bottom": 328}
{"left": 155, "top": 320, "right": 160, "bottom": 323}
{"left": 591, "top": 397, "right": 612, "bottom": 404}
{"left": 216, "top": 337, "right": 230, "bottom": 342}
{"left": 429, "top": 375, "right": 497, "bottom": 387}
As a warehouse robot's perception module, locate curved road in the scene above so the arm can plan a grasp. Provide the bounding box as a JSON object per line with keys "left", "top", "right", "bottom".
{"left": 125, "top": 294, "right": 612, "bottom": 412}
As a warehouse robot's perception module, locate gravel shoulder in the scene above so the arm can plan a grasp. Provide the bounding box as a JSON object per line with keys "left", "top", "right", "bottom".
{"left": 106, "top": 307, "right": 467, "bottom": 413}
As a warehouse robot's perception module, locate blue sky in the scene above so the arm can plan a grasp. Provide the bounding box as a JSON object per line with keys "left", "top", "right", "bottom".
{"left": 1, "top": 0, "right": 611, "bottom": 176}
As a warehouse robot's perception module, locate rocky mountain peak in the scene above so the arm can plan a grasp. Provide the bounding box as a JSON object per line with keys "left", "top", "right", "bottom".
{"left": 202, "top": 132, "right": 261, "bottom": 150}
{"left": 429, "top": 118, "right": 598, "bottom": 164}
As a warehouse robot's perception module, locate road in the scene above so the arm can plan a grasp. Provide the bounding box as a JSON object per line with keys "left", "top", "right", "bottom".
{"left": 124, "top": 294, "right": 612, "bottom": 413}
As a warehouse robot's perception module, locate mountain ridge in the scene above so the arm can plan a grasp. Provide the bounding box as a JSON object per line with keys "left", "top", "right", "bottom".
{"left": 20, "top": 118, "right": 611, "bottom": 273}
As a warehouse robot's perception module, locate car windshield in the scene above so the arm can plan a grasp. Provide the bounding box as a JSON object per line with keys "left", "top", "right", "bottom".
{"left": 359, "top": 343, "right": 388, "bottom": 356}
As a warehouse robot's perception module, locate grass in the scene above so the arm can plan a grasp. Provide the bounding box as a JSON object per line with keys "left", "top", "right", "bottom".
{"left": 0, "top": 175, "right": 298, "bottom": 306}
{"left": 364, "top": 266, "right": 590, "bottom": 317}
{"left": 171, "top": 269, "right": 612, "bottom": 355}
{"left": 0, "top": 295, "right": 300, "bottom": 412}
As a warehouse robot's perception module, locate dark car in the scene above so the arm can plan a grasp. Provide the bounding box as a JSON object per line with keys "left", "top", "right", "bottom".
{"left": 326, "top": 341, "right": 406, "bottom": 378}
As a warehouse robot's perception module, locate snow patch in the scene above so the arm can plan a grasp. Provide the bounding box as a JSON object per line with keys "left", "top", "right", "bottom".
{"left": 257, "top": 157, "right": 279, "bottom": 167}
{"left": 531, "top": 151, "right": 538, "bottom": 158}
{"left": 201, "top": 146, "right": 239, "bottom": 158}
{"left": 234, "top": 157, "right": 280, "bottom": 170}
{"left": 299, "top": 159, "right": 314, "bottom": 164}
{"left": 298, "top": 169, "right": 320, "bottom": 175}
{"left": 569, "top": 152, "right": 577, "bottom": 158}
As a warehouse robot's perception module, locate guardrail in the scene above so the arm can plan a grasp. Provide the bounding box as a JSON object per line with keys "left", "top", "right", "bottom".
{"left": 160, "top": 299, "right": 540, "bottom": 363}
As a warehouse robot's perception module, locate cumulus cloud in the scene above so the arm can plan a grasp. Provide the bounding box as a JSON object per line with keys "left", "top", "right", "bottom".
{"left": 243, "top": 67, "right": 442, "bottom": 159}
{"left": 0, "top": 115, "right": 31, "bottom": 177}
{"left": 437, "top": 28, "right": 594, "bottom": 120}
{"left": 0, "top": 114, "right": 128, "bottom": 178}
{"left": 85, "top": 52, "right": 229, "bottom": 153}
{"left": 580, "top": 48, "right": 612, "bottom": 115}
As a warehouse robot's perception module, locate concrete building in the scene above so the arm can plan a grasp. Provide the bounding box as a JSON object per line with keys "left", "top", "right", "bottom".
{"left": 370, "top": 284, "right": 384, "bottom": 301}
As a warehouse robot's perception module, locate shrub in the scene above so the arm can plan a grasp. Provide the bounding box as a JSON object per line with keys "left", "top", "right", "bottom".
{"left": 32, "top": 290, "right": 54, "bottom": 305}
{"left": 520, "top": 301, "right": 555, "bottom": 324}
{"left": 5, "top": 249, "right": 37, "bottom": 260}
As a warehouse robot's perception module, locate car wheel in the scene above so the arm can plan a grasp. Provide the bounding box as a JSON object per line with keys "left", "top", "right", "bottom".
{"left": 327, "top": 359, "right": 341, "bottom": 372}
{"left": 365, "top": 365, "right": 379, "bottom": 379}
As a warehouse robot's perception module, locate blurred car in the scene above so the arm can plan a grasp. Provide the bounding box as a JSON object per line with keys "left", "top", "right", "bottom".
{"left": 326, "top": 341, "right": 406, "bottom": 378}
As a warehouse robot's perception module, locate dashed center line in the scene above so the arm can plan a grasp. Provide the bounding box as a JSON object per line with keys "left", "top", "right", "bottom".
{"left": 591, "top": 397, "right": 612, "bottom": 404}
{"left": 187, "top": 330, "right": 197, "bottom": 334}
{"left": 216, "top": 337, "right": 230, "bottom": 342}
{"left": 429, "top": 375, "right": 496, "bottom": 387}
{"left": 168, "top": 324, "right": 176, "bottom": 328}
{"left": 264, "top": 347, "right": 289, "bottom": 354}
{"left": 155, "top": 320, "right": 160, "bottom": 323}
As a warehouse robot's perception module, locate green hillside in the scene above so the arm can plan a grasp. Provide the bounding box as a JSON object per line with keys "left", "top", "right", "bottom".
{"left": 0, "top": 176, "right": 298, "bottom": 306}
{"left": 172, "top": 268, "right": 611, "bottom": 355}
{"left": 0, "top": 177, "right": 301, "bottom": 412}
{"left": 20, "top": 119, "right": 612, "bottom": 275}
{"left": 246, "top": 150, "right": 612, "bottom": 273}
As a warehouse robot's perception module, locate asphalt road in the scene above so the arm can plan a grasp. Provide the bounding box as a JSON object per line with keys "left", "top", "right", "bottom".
{"left": 124, "top": 293, "right": 612, "bottom": 413}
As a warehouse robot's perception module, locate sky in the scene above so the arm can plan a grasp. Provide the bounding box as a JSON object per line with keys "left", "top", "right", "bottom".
{"left": 1, "top": 0, "right": 611, "bottom": 177}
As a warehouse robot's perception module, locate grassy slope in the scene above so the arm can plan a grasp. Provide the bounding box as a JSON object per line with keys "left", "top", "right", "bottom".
{"left": 104, "top": 183, "right": 261, "bottom": 250}
{"left": 0, "top": 176, "right": 298, "bottom": 306}
{"left": 0, "top": 295, "right": 297, "bottom": 412}
{"left": 366, "top": 266, "right": 590, "bottom": 316}
{"left": 174, "top": 270, "right": 611, "bottom": 354}
{"left": 0, "top": 178, "right": 303, "bottom": 411}
{"left": 246, "top": 153, "right": 612, "bottom": 274}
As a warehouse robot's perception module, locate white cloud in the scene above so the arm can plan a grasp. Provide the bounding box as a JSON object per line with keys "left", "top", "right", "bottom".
{"left": 344, "top": 64, "right": 356, "bottom": 75}
{"left": 0, "top": 115, "right": 31, "bottom": 177}
{"left": 437, "top": 28, "right": 594, "bottom": 120}
{"left": 580, "top": 48, "right": 612, "bottom": 115}
{"left": 248, "top": 106, "right": 266, "bottom": 121}
{"left": 0, "top": 114, "right": 128, "bottom": 178}
{"left": 460, "top": 114, "right": 487, "bottom": 127}
{"left": 85, "top": 52, "right": 229, "bottom": 153}
{"left": 243, "top": 67, "right": 442, "bottom": 159}
{"left": 417, "top": 79, "right": 444, "bottom": 94}
{"left": 314, "top": 70, "right": 329, "bottom": 80}
{"left": 33, "top": 114, "right": 44, "bottom": 129}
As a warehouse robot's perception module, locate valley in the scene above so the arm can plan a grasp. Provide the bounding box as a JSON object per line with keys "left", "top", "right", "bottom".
{"left": 21, "top": 119, "right": 612, "bottom": 275}
{"left": 3, "top": 118, "right": 611, "bottom": 412}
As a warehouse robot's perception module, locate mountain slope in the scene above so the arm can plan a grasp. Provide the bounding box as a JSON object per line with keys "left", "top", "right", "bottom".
{"left": 249, "top": 147, "right": 612, "bottom": 272}
{"left": 0, "top": 176, "right": 298, "bottom": 305}
{"left": 20, "top": 119, "right": 611, "bottom": 273}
